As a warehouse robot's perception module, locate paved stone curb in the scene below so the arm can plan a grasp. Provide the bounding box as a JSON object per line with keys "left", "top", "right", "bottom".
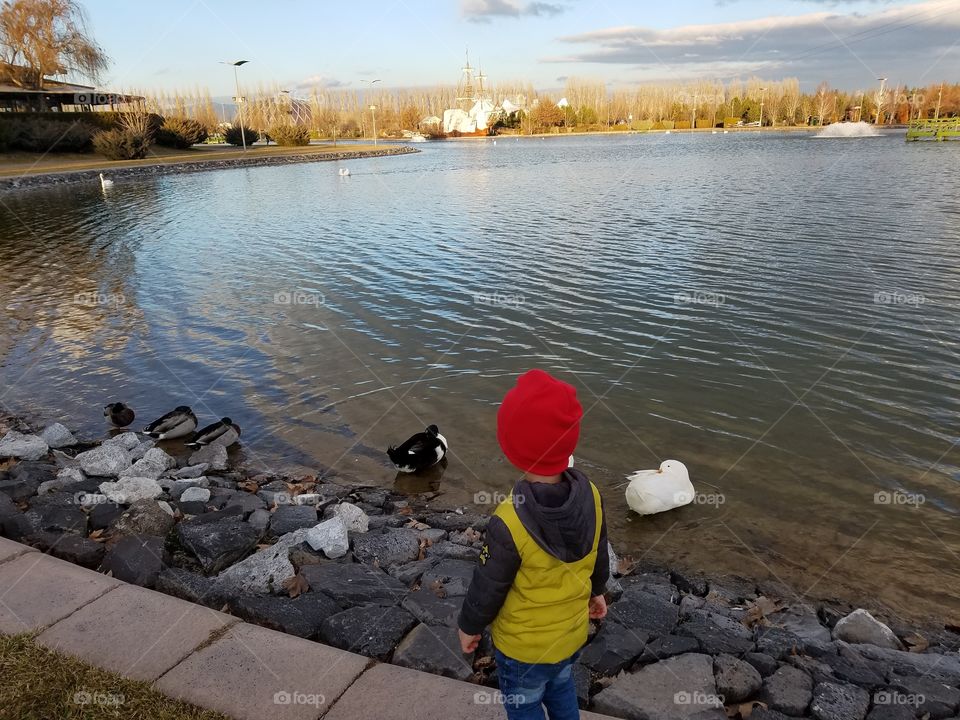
{"left": 0, "top": 145, "right": 419, "bottom": 192}
{"left": 0, "top": 538, "right": 617, "bottom": 720}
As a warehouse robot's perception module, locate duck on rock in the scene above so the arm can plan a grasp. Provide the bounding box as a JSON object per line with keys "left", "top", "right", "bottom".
{"left": 388, "top": 424, "right": 448, "bottom": 472}
{"left": 186, "top": 417, "right": 241, "bottom": 449}
{"left": 142, "top": 406, "right": 198, "bottom": 440}
{"left": 625, "top": 460, "right": 695, "bottom": 515}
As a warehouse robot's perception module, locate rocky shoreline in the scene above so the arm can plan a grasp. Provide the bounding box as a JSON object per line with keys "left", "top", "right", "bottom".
{"left": 0, "top": 145, "right": 418, "bottom": 193}
{"left": 1, "top": 413, "right": 958, "bottom": 720}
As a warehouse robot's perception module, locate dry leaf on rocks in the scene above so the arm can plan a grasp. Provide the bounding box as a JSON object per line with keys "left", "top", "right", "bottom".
{"left": 903, "top": 632, "right": 929, "bottom": 653}
{"left": 283, "top": 573, "right": 310, "bottom": 599}
{"left": 237, "top": 480, "right": 259, "bottom": 493}
{"left": 743, "top": 596, "right": 783, "bottom": 628}
{"left": 616, "top": 554, "right": 638, "bottom": 576}
{"left": 461, "top": 528, "right": 482, "bottom": 543}
{"left": 417, "top": 538, "right": 429, "bottom": 561}
{"left": 285, "top": 482, "right": 315, "bottom": 496}
{"left": 429, "top": 580, "right": 447, "bottom": 599}
{"left": 405, "top": 520, "right": 430, "bottom": 531}
{"left": 398, "top": 506, "right": 414, "bottom": 516}
{"left": 726, "top": 700, "right": 767, "bottom": 718}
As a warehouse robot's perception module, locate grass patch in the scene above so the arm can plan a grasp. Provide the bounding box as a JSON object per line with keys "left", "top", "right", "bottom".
{"left": 0, "top": 633, "right": 228, "bottom": 720}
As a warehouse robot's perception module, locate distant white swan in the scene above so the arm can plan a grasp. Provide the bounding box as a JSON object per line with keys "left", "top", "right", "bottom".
{"left": 338, "top": 168, "right": 350, "bottom": 176}
{"left": 99, "top": 173, "right": 114, "bottom": 188}
{"left": 625, "top": 460, "right": 695, "bottom": 515}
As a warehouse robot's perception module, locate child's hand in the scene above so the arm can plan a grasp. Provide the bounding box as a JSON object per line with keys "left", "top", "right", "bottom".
{"left": 589, "top": 594, "right": 607, "bottom": 619}
{"left": 458, "top": 629, "right": 482, "bottom": 654}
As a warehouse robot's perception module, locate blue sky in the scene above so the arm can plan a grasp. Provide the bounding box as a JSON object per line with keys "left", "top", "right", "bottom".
{"left": 85, "top": 0, "right": 959, "bottom": 94}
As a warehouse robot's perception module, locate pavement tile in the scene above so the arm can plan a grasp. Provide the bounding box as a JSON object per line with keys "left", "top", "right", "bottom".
{"left": 155, "top": 622, "right": 370, "bottom": 720}
{"left": 37, "top": 584, "right": 235, "bottom": 681}
{"left": 0, "top": 553, "right": 120, "bottom": 634}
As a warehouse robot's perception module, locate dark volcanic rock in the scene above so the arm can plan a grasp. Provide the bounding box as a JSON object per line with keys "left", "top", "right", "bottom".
{"left": 0, "top": 461, "right": 58, "bottom": 499}
{"left": 671, "top": 569, "right": 709, "bottom": 596}
{"left": 888, "top": 675, "right": 960, "bottom": 719}
{"left": 176, "top": 516, "right": 258, "bottom": 574}
{"left": 607, "top": 589, "right": 680, "bottom": 638}
{"left": 223, "top": 492, "right": 267, "bottom": 518}
{"left": 23, "top": 495, "right": 87, "bottom": 535}
{"left": 0, "top": 491, "right": 32, "bottom": 540}
{"left": 678, "top": 609, "right": 755, "bottom": 655}
{"left": 27, "top": 530, "right": 104, "bottom": 568}
{"left": 229, "top": 592, "right": 340, "bottom": 639}
{"left": 574, "top": 662, "right": 591, "bottom": 709}
{"left": 579, "top": 624, "right": 648, "bottom": 676}
{"left": 849, "top": 644, "right": 960, "bottom": 686}
{"left": 744, "top": 652, "right": 779, "bottom": 677}
{"left": 421, "top": 512, "right": 488, "bottom": 532}
{"left": 401, "top": 587, "right": 463, "bottom": 627}
{"left": 155, "top": 567, "right": 226, "bottom": 608}
{"left": 760, "top": 665, "right": 814, "bottom": 717}
{"left": 593, "top": 652, "right": 726, "bottom": 720}
{"left": 320, "top": 604, "right": 418, "bottom": 659}
{"left": 300, "top": 561, "right": 407, "bottom": 608}
{"left": 865, "top": 705, "right": 917, "bottom": 720}
{"left": 810, "top": 681, "right": 870, "bottom": 720}
{"left": 756, "top": 625, "right": 805, "bottom": 659}
{"left": 268, "top": 505, "right": 318, "bottom": 537}
{"left": 819, "top": 651, "right": 886, "bottom": 688}
{"left": 100, "top": 535, "right": 168, "bottom": 587}
{"left": 425, "top": 540, "right": 480, "bottom": 562}
{"left": 392, "top": 622, "right": 475, "bottom": 681}
{"left": 637, "top": 634, "right": 701, "bottom": 665}
{"left": 88, "top": 501, "right": 124, "bottom": 531}
{"left": 421, "top": 559, "right": 476, "bottom": 597}
{"left": 388, "top": 557, "right": 439, "bottom": 586}
{"left": 714, "top": 653, "right": 763, "bottom": 703}
{"left": 352, "top": 528, "right": 420, "bottom": 567}
{"left": 751, "top": 710, "right": 793, "bottom": 720}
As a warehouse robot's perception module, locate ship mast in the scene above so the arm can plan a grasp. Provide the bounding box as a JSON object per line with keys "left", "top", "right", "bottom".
{"left": 456, "top": 50, "right": 475, "bottom": 108}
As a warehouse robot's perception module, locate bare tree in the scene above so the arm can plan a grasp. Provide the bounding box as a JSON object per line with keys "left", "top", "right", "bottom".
{"left": 0, "top": 0, "right": 108, "bottom": 89}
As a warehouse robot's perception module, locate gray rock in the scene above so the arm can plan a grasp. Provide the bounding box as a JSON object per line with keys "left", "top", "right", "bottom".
{"left": 679, "top": 594, "right": 707, "bottom": 618}
{"left": 637, "top": 634, "right": 702, "bottom": 665}
{"left": 425, "top": 540, "right": 480, "bottom": 562}
{"left": 300, "top": 561, "right": 407, "bottom": 608}
{"left": 416, "top": 527, "right": 448, "bottom": 544}
{"left": 714, "top": 653, "right": 763, "bottom": 703}
{"left": 401, "top": 587, "right": 463, "bottom": 627}
{"left": 819, "top": 651, "right": 886, "bottom": 688}
{"left": 392, "top": 622, "right": 475, "bottom": 681}
{"left": 155, "top": 567, "right": 225, "bottom": 608}
{"left": 833, "top": 609, "right": 902, "bottom": 650}
{"left": 353, "top": 528, "right": 420, "bottom": 567}
{"left": 103, "top": 432, "right": 141, "bottom": 451}
{"left": 751, "top": 710, "right": 793, "bottom": 720}
{"left": 229, "top": 592, "right": 341, "bottom": 639}
{"left": 223, "top": 492, "right": 266, "bottom": 517}
{"left": 27, "top": 530, "right": 104, "bottom": 568}
{"left": 214, "top": 527, "right": 310, "bottom": 595}
{"left": 180, "top": 487, "right": 210, "bottom": 504}
{"left": 608, "top": 588, "right": 680, "bottom": 638}
{"left": 849, "top": 644, "right": 960, "bottom": 686}
{"left": 810, "top": 681, "right": 870, "bottom": 720}
{"left": 159, "top": 476, "right": 209, "bottom": 500}
{"left": 865, "top": 704, "right": 917, "bottom": 720}
{"left": 617, "top": 572, "right": 680, "bottom": 604}
{"left": 174, "top": 463, "right": 209, "bottom": 479}
{"left": 257, "top": 480, "right": 293, "bottom": 506}
{"left": 888, "top": 675, "right": 960, "bottom": 719}
{"left": 756, "top": 625, "right": 805, "bottom": 659}
{"left": 36, "top": 467, "right": 87, "bottom": 496}
{"left": 189, "top": 444, "right": 228, "bottom": 471}
{"left": 333, "top": 502, "right": 369, "bottom": 532}
{"left": 177, "top": 516, "right": 258, "bottom": 573}
{"left": 593, "top": 652, "right": 726, "bottom": 720}
{"left": 41, "top": 423, "right": 77, "bottom": 449}
{"left": 770, "top": 605, "right": 832, "bottom": 645}
{"left": 678, "top": 609, "right": 754, "bottom": 655}
{"left": 0, "top": 431, "right": 49, "bottom": 461}
{"left": 744, "top": 652, "right": 779, "bottom": 678}
{"left": 99, "top": 477, "right": 163, "bottom": 504}
{"left": 420, "top": 559, "right": 476, "bottom": 597}
{"left": 24, "top": 502, "right": 87, "bottom": 535}
{"left": 388, "top": 557, "right": 439, "bottom": 586}
{"left": 305, "top": 516, "right": 349, "bottom": 558}
{"left": 77, "top": 444, "right": 130, "bottom": 477}
{"left": 248, "top": 508, "right": 271, "bottom": 533}
{"left": 111, "top": 500, "right": 175, "bottom": 537}
{"left": 761, "top": 665, "right": 814, "bottom": 716}
{"left": 119, "top": 449, "right": 173, "bottom": 482}
{"left": 421, "top": 512, "right": 488, "bottom": 532}
{"left": 88, "top": 501, "right": 124, "bottom": 531}
{"left": 366, "top": 515, "right": 408, "bottom": 530}
{"left": 100, "top": 535, "right": 168, "bottom": 587}
{"left": 579, "top": 624, "right": 648, "bottom": 676}
{"left": 268, "top": 505, "right": 318, "bottom": 537}
{"left": 320, "top": 604, "right": 418, "bottom": 659}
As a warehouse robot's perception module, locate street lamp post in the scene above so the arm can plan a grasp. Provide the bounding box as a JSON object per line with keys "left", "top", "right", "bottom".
{"left": 758, "top": 87, "right": 767, "bottom": 130}
{"left": 875, "top": 77, "right": 887, "bottom": 125}
{"left": 221, "top": 60, "right": 250, "bottom": 149}
{"left": 362, "top": 79, "right": 381, "bottom": 144}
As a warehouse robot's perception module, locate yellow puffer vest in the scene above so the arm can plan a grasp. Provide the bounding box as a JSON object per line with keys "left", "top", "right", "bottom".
{"left": 490, "top": 482, "right": 603, "bottom": 664}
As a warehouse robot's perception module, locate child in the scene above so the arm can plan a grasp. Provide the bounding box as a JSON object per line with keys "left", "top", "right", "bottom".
{"left": 458, "top": 369, "right": 609, "bottom": 720}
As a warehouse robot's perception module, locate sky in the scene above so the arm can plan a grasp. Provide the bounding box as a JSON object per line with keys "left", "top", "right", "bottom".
{"left": 84, "top": 0, "right": 960, "bottom": 96}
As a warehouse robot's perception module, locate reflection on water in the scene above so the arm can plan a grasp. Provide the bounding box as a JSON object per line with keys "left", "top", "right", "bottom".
{"left": 1, "top": 132, "right": 959, "bottom": 623}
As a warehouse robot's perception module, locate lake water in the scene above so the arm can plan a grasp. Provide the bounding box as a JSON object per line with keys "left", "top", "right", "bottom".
{"left": 2, "top": 132, "right": 959, "bottom": 624}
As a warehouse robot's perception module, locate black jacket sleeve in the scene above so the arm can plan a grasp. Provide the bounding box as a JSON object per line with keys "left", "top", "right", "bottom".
{"left": 457, "top": 515, "right": 521, "bottom": 635}
{"left": 590, "top": 497, "right": 610, "bottom": 597}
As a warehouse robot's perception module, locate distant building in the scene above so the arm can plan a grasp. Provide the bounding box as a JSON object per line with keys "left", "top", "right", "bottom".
{"left": 0, "top": 62, "right": 140, "bottom": 112}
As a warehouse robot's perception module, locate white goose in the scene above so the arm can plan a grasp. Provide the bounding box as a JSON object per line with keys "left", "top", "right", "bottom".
{"left": 625, "top": 460, "right": 694, "bottom": 515}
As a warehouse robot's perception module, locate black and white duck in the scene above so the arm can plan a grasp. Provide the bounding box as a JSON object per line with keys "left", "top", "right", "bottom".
{"left": 142, "top": 406, "right": 198, "bottom": 440}
{"left": 103, "top": 402, "right": 135, "bottom": 428}
{"left": 185, "top": 417, "right": 241, "bottom": 449}
{"left": 387, "top": 424, "right": 448, "bottom": 473}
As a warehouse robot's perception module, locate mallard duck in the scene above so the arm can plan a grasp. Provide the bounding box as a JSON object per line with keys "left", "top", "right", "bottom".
{"left": 103, "top": 402, "right": 135, "bottom": 428}
{"left": 625, "top": 460, "right": 694, "bottom": 515}
{"left": 142, "top": 406, "right": 198, "bottom": 440}
{"left": 388, "top": 425, "right": 448, "bottom": 473}
{"left": 185, "top": 417, "right": 241, "bottom": 449}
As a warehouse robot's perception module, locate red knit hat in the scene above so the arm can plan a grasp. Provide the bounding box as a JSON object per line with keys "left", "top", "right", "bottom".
{"left": 497, "top": 369, "right": 583, "bottom": 475}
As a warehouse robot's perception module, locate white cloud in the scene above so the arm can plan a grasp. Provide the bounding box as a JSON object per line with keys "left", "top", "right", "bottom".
{"left": 463, "top": 0, "right": 566, "bottom": 22}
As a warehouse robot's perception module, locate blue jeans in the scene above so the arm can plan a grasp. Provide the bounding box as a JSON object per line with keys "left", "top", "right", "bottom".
{"left": 494, "top": 649, "right": 581, "bottom": 720}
